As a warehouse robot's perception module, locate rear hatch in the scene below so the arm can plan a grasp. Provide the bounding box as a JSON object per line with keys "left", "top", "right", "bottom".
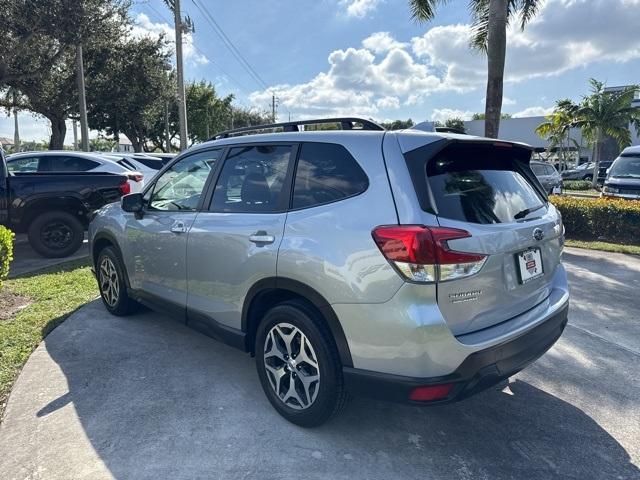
{"left": 404, "top": 141, "right": 563, "bottom": 336}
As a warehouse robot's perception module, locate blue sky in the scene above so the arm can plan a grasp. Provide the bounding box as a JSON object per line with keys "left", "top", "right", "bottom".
{"left": 2, "top": 0, "right": 640, "bottom": 142}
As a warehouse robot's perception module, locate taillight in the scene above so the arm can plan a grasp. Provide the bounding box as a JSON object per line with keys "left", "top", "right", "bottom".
{"left": 372, "top": 225, "right": 487, "bottom": 283}
{"left": 119, "top": 181, "right": 131, "bottom": 195}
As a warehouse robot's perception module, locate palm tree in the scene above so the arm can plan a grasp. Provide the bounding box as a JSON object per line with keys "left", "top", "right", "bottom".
{"left": 535, "top": 99, "right": 579, "bottom": 171}
{"left": 574, "top": 79, "right": 640, "bottom": 188}
{"left": 409, "top": 0, "right": 541, "bottom": 138}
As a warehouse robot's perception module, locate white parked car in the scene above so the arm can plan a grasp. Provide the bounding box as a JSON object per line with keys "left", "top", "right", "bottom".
{"left": 6, "top": 151, "right": 145, "bottom": 193}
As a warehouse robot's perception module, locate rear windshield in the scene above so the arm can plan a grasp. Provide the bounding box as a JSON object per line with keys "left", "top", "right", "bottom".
{"left": 426, "top": 145, "right": 544, "bottom": 224}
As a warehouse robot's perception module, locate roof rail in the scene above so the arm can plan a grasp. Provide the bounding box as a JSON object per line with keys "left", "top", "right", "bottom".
{"left": 210, "top": 117, "right": 385, "bottom": 140}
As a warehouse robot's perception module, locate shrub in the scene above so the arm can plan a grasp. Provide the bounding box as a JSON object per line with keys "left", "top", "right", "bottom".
{"left": 0, "top": 226, "right": 14, "bottom": 290}
{"left": 550, "top": 195, "right": 640, "bottom": 245}
{"left": 563, "top": 180, "right": 592, "bottom": 191}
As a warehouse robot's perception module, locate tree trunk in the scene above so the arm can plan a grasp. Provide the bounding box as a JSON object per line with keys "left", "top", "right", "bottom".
{"left": 13, "top": 108, "right": 20, "bottom": 151}
{"left": 48, "top": 116, "right": 67, "bottom": 150}
{"left": 484, "top": 0, "right": 508, "bottom": 138}
{"left": 126, "top": 132, "right": 144, "bottom": 153}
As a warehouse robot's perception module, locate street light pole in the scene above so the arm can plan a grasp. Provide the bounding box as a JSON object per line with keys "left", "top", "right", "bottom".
{"left": 173, "top": 0, "right": 189, "bottom": 150}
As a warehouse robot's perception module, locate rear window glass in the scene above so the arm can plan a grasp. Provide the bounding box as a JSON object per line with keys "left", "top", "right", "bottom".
{"left": 292, "top": 143, "right": 368, "bottom": 209}
{"left": 426, "top": 146, "right": 544, "bottom": 224}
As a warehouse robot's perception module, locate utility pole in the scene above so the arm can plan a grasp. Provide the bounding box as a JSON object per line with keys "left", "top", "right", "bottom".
{"left": 172, "top": 0, "right": 189, "bottom": 150}
{"left": 72, "top": 120, "right": 79, "bottom": 150}
{"left": 164, "top": 101, "right": 172, "bottom": 152}
{"left": 76, "top": 45, "right": 90, "bottom": 151}
{"left": 205, "top": 105, "right": 210, "bottom": 139}
{"left": 271, "top": 94, "right": 276, "bottom": 123}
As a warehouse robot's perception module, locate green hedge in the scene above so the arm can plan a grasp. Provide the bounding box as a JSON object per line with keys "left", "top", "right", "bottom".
{"left": 550, "top": 196, "right": 640, "bottom": 245}
{"left": 0, "top": 226, "right": 14, "bottom": 290}
{"left": 563, "top": 180, "right": 592, "bottom": 191}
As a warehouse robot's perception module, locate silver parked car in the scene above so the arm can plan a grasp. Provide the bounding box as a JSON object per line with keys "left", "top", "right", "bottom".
{"left": 530, "top": 160, "right": 563, "bottom": 194}
{"left": 89, "top": 118, "right": 569, "bottom": 427}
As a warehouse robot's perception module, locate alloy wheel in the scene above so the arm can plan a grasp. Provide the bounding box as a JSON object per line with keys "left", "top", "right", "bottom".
{"left": 263, "top": 322, "right": 320, "bottom": 410}
{"left": 99, "top": 257, "right": 120, "bottom": 308}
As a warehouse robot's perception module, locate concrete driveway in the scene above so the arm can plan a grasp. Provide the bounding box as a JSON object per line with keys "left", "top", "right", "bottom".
{"left": 0, "top": 247, "right": 639, "bottom": 479}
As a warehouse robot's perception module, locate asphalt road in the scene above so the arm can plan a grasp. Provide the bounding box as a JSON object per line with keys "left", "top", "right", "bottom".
{"left": 8, "top": 234, "right": 89, "bottom": 278}
{"left": 0, "top": 247, "right": 638, "bottom": 479}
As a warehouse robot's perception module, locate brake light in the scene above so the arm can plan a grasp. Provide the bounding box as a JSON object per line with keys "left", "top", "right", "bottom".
{"left": 409, "top": 383, "right": 454, "bottom": 402}
{"left": 119, "top": 181, "right": 131, "bottom": 196}
{"left": 372, "top": 225, "right": 487, "bottom": 283}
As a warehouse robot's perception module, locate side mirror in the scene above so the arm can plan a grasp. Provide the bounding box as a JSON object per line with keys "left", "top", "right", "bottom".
{"left": 121, "top": 193, "right": 144, "bottom": 214}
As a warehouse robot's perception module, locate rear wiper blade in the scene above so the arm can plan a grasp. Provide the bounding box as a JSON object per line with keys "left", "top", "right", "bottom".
{"left": 514, "top": 204, "right": 545, "bottom": 220}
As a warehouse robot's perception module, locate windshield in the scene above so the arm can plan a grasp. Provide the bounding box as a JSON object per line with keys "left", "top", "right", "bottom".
{"left": 609, "top": 156, "right": 640, "bottom": 179}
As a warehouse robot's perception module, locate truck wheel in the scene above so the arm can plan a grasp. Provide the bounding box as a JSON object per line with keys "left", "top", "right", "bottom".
{"left": 96, "top": 246, "right": 139, "bottom": 316}
{"left": 255, "top": 301, "right": 348, "bottom": 427}
{"left": 27, "top": 211, "right": 84, "bottom": 258}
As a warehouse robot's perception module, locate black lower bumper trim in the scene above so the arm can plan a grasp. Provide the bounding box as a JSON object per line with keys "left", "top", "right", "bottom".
{"left": 343, "top": 303, "right": 569, "bottom": 405}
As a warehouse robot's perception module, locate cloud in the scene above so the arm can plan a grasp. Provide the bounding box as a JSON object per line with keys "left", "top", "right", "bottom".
{"left": 512, "top": 106, "right": 554, "bottom": 118}
{"left": 130, "top": 13, "right": 208, "bottom": 66}
{"left": 253, "top": 0, "right": 640, "bottom": 119}
{"left": 362, "top": 32, "right": 407, "bottom": 54}
{"left": 376, "top": 96, "right": 400, "bottom": 109}
{"left": 249, "top": 46, "right": 446, "bottom": 118}
{"left": 341, "top": 0, "right": 381, "bottom": 18}
{"left": 411, "top": 0, "right": 640, "bottom": 87}
{"left": 430, "top": 108, "right": 474, "bottom": 123}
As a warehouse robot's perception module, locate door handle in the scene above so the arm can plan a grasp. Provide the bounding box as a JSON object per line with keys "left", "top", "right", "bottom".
{"left": 171, "top": 221, "right": 188, "bottom": 234}
{"left": 249, "top": 231, "right": 275, "bottom": 244}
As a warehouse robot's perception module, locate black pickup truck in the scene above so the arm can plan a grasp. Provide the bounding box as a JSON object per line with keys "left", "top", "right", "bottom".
{"left": 1, "top": 147, "right": 130, "bottom": 258}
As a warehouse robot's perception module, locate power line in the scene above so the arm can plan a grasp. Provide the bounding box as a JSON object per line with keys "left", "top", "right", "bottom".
{"left": 191, "top": 0, "right": 270, "bottom": 91}
{"left": 142, "top": 2, "right": 250, "bottom": 95}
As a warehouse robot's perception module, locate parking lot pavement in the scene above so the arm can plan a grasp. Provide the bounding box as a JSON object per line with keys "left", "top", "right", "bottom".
{"left": 0, "top": 247, "right": 638, "bottom": 480}
{"left": 8, "top": 234, "right": 89, "bottom": 278}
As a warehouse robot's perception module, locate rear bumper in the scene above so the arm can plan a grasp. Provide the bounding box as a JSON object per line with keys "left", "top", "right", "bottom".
{"left": 343, "top": 302, "right": 568, "bottom": 405}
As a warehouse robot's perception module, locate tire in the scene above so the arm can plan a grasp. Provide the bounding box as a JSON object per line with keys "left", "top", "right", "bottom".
{"left": 96, "top": 246, "right": 139, "bottom": 316}
{"left": 255, "top": 300, "right": 348, "bottom": 427}
{"left": 28, "top": 211, "right": 84, "bottom": 258}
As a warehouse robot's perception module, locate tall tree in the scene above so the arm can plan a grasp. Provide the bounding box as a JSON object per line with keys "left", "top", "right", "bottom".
{"left": 409, "top": 0, "right": 541, "bottom": 138}
{"left": 87, "top": 36, "right": 173, "bottom": 152}
{"left": 535, "top": 99, "right": 579, "bottom": 171}
{"left": 574, "top": 80, "right": 640, "bottom": 188}
{"left": 1, "top": 0, "right": 131, "bottom": 149}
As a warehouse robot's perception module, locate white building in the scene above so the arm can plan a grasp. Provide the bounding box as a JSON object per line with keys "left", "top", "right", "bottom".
{"left": 463, "top": 115, "right": 640, "bottom": 166}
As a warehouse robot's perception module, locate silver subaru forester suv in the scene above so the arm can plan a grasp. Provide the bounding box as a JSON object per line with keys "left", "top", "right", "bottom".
{"left": 89, "top": 118, "right": 569, "bottom": 427}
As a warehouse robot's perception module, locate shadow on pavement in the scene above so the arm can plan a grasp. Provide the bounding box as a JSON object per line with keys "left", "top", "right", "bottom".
{"left": 36, "top": 301, "right": 638, "bottom": 480}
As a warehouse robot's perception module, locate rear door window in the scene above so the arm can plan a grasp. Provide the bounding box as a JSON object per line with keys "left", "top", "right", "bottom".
{"left": 46, "top": 156, "right": 100, "bottom": 172}
{"left": 426, "top": 145, "right": 544, "bottom": 224}
{"left": 7, "top": 156, "right": 41, "bottom": 173}
{"left": 210, "top": 144, "right": 294, "bottom": 213}
{"left": 292, "top": 142, "right": 368, "bottom": 209}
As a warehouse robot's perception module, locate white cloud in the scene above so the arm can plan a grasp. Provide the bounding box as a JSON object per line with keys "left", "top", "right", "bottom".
{"left": 131, "top": 13, "right": 208, "bottom": 66}
{"left": 362, "top": 32, "right": 407, "bottom": 54}
{"left": 249, "top": 45, "right": 446, "bottom": 118}
{"left": 430, "top": 108, "right": 474, "bottom": 123}
{"left": 376, "top": 96, "right": 400, "bottom": 109}
{"left": 253, "top": 0, "right": 640, "bottom": 119}
{"left": 341, "top": 0, "right": 381, "bottom": 18}
{"left": 411, "top": 0, "right": 640, "bottom": 88}
{"left": 512, "top": 106, "right": 554, "bottom": 118}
